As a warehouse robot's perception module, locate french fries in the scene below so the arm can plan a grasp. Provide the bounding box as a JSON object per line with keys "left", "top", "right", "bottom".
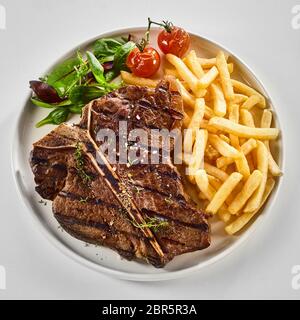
{"left": 210, "top": 83, "right": 226, "bottom": 117}
{"left": 244, "top": 141, "right": 269, "bottom": 212}
{"left": 241, "top": 95, "right": 261, "bottom": 110}
{"left": 209, "top": 117, "right": 279, "bottom": 140}
{"left": 198, "top": 57, "right": 217, "bottom": 68}
{"left": 166, "top": 53, "right": 206, "bottom": 97}
{"left": 227, "top": 170, "right": 262, "bottom": 214}
{"left": 233, "top": 94, "right": 248, "bottom": 104}
{"left": 240, "top": 109, "right": 255, "bottom": 127}
{"left": 198, "top": 66, "right": 219, "bottom": 89}
{"left": 231, "top": 79, "right": 266, "bottom": 108}
{"left": 204, "top": 162, "right": 229, "bottom": 182}
{"left": 206, "top": 172, "right": 243, "bottom": 214}
{"left": 216, "top": 138, "right": 257, "bottom": 168}
{"left": 185, "top": 50, "right": 205, "bottom": 79}
{"left": 195, "top": 169, "right": 210, "bottom": 196}
{"left": 208, "top": 134, "right": 241, "bottom": 159}
{"left": 225, "top": 178, "right": 275, "bottom": 234}
{"left": 120, "top": 71, "right": 158, "bottom": 87}
{"left": 176, "top": 79, "right": 195, "bottom": 108}
{"left": 260, "top": 110, "right": 282, "bottom": 176}
{"left": 157, "top": 48, "right": 281, "bottom": 234}
{"left": 216, "top": 51, "right": 234, "bottom": 100}
{"left": 188, "top": 129, "right": 208, "bottom": 181}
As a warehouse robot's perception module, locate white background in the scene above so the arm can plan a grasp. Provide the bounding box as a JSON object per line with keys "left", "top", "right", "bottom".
{"left": 0, "top": 0, "right": 299, "bottom": 299}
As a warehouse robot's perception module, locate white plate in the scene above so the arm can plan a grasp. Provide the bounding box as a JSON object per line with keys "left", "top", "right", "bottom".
{"left": 12, "top": 27, "right": 284, "bottom": 281}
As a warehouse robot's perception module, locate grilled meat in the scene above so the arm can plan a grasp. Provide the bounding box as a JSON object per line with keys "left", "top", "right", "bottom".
{"left": 30, "top": 80, "right": 210, "bottom": 267}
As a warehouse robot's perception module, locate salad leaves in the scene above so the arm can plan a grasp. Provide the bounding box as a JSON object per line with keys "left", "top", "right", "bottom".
{"left": 36, "top": 108, "right": 70, "bottom": 128}
{"left": 93, "top": 38, "right": 125, "bottom": 59}
{"left": 30, "top": 36, "right": 135, "bottom": 127}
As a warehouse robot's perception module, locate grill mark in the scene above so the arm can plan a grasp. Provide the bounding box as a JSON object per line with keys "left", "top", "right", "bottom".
{"left": 56, "top": 190, "right": 201, "bottom": 234}
{"left": 142, "top": 209, "right": 209, "bottom": 232}
{"left": 57, "top": 191, "right": 120, "bottom": 209}
{"left": 54, "top": 212, "right": 152, "bottom": 242}
{"left": 54, "top": 212, "right": 197, "bottom": 253}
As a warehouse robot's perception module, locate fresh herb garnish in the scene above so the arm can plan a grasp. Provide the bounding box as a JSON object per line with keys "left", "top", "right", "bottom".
{"left": 38, "top": 199, "right": 47, "bottom": 206}
{"left": 79, "top": 197, "right": 89, "bottom": 203}
{"left": 74, "top": 143, "right": 92, "bottom": 183}
{"left": 131, "top": 216, "right": 168, "bottom": 233}
{"left": 164, "top": 194, "right": 173, "bottom": 205}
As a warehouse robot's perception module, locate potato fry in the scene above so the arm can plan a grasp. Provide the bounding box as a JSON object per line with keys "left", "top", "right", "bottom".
{"left": 228, "top": 104, "right": 250, "bottom": 178}
{"left": 195, "top": 169, "right": 209, "bottom": 192}
{"left": 225, "top": 178, "right": 275, "bottom": 234}
{"left": 206, "top": 172, "right": 243, "bottom": 214}
{"left": 183, "top": 98, "right": 205, "bottom": 158}
{"left": 185, "top": 50, "right": 205, "bottom": 78}
{"left": 183, "top": 129, "right": 194, "bottom": 163}
{"left": 196, "top": 172, "right": 231, "bottom": 222}
{"left": 216, "top": 138, "right": 257, "bottom": 168}
{"left": 260, "top": 109, "right": 272, "bottom": 128}
{"left": 235, "top": 153, "right": 251, "bottom": 179}
{"left": 228, "top": 103, "right": 240, "bottom": 148}
{"left": 197, "top": 55, "right": 228, "bottom": 68}
{"left": 210, "top": 83, "right": 226, "bottom": 117}
{"left": 204, "top": 162, "right": 229, "bottom": 182}
{"left": 176, "top": 79, "right": 195, "bottom": 108}
{"left": 228, "top": 170, "right": 263, "bottom": 214}
{"left": 198, "top": 192, "right": 208, "bottom": 200}
{"left": 208, "top": 134, "right": 241, "bottom": 159}
{"left": 208, "top": 174, "right": 222, "bottom": 190}
{"left": 200, "top": 120, "right": 219, "bottom": 133}
{"left": 182, "top": 111, "right": 191, "bottom": 128}
{"left": 260, "top": 110, "right": 282, "bottom": 176}
{"left": 246, "top": 153, "right": 255, "bottom": 172}
{"left": 198, "top": 57, "right": 217, "bottom": 68}
{"left": 205, "top": 144, "right": 220, "bottom": 162}
{"left": 188, "top": 129, "right": 208, "bottom": 181}
{"left": 218, "top": 208, "right": 232, "bottom": 223}
{"left": 233, "top": 94, "right": 248, "bottom": 104}
{"left": 203, "top": 106, "right": 215, "bottom": 119}
{"left": 164, "top": 68, "right": 181, "bottom": 79}
{"left": 198, "top": 66, "right": 219, "bottom": 89}
{"left": 241, "top": 95, "right": 261, "bottom": 110}
{"left": 244, "top": 141, "right": 268, "bottom": 212}
{"left": 216, "top": 51, "right": 234, "bottom": 100}
{"left": 166, "top": 53, "right": 206, "bottom": 97}
{"left": 219, "top": 134, "right": 231, "bottom": 144}
{"left": 188, "top": 98, "right": 205, "bottom": 129}
{"left": 227, "top": 63, "right": 234, "bottom": 74}
{"left": 120, "top": 71, "right": 158, "bottom": 87}
{"left": 231, "top": 79, "right": 266, "bottom": 108}
{"left": 240, "top": 109, "right": 255, "bottom": 127}
{"left": 209, "top": 117, "right": 279, "bottom": 139}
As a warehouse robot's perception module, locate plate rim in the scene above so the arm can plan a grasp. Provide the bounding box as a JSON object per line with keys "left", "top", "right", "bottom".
{"left": 11, "top": 26, "right": 285, "bottom": 281}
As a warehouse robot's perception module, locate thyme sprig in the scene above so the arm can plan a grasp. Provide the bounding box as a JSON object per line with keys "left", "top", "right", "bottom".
{"left": 131, "top": 216, "right": 168, "bottom": 233}
{"left": 74, "top": 143, "right": 92, "bottom": 183}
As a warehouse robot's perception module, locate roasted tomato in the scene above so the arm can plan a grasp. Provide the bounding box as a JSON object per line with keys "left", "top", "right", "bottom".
{"left": 126, "top": 46, "right": 160, "bottom": 78}
{"left": 157, "top": 25, "right": 190, "bottom": 58}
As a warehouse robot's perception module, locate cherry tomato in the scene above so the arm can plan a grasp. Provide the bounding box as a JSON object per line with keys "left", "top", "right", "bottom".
{"left": 157, "top": 26, "right": 190, "bottom": 58}
{"left": 126, "top": 46, "right": 160, "bottom": 78}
